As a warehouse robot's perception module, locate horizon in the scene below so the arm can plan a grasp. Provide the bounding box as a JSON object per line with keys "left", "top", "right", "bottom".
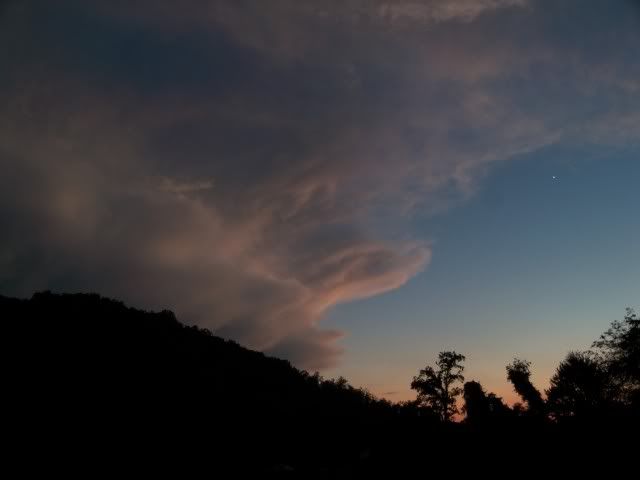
{"left": 1, "top": 0, "right": 639, "bottom": 407}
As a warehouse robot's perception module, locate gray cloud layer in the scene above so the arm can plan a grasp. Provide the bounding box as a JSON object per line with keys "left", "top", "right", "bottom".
{"left": 1, "top": 0, "right": 639, "bottom": 369}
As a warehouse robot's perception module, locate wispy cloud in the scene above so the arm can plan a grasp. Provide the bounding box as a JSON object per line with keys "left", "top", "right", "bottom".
{"left": 1, "top": 0, "right": 638, "bottom": 369}
{"left": 377, "top": 0, "right": 529, "bottom": 24}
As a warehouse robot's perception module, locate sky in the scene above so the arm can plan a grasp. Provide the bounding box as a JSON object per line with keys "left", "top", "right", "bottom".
{"left": 1, "top": 0, "right": 639, "bottom": 404}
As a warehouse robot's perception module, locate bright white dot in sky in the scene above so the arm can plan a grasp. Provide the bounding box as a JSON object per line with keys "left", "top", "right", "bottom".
{"left": 552, "top": 176, "right": 557, "bottom": 180}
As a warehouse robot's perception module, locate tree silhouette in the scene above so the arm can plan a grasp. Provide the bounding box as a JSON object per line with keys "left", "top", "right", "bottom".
{"left": 464, "top": 381, "right": 512, "bottom": 425}
{"left": 506, "top": 358, "right": 545, "bottom": 416}
{"left": 463, "top": 380, "right": 490, "bottom": 424}
{"left": 511, "top": 402, "right": 525, "bottom": 416}
{"left": 411, "top": 351, "right": 465, "bottom": 422}
{"left": 546, "top": 351, "right": 609, "bottom": 420}
{"left": 486, "top": 392, "right": 511, "bottom": 416}
{"left": 4, "top": 290, "right": 639, "bottom": 472}
{"left": 593, "top": 308, "right": 640, "bottom": 406}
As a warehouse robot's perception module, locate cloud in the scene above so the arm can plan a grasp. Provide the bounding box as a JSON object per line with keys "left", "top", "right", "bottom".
{"left": 160, "top": 178, "right": 215, "bottom": 194}
{"left": 91, "top": 0, "right": 531, "bottom": 60}
{"left": 1, "top": 0, "right": 639, "bottom": 369}
{"left": 377, "top": 0, "right": 529, "bottom": 25}
{"left": 265, "top": 327, "right": 345, "bottom": 372}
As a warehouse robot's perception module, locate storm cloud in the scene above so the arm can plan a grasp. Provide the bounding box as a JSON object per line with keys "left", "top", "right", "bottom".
{"left": 1, "top": 0, "right": 639, "bottom": 369}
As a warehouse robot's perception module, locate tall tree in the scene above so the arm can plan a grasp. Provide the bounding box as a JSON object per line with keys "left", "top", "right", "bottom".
{"left": 506, "top": 358, "right": 545, "bottom": 416}
{"left": 411, "top": 351, "right": 465, "bottom": 422}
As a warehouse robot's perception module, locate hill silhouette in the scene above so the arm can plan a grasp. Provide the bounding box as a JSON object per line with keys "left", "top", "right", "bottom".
{"left": 3, "top": 291, "right": 441, "bottom": 473}
{"left": 3, "top": 291, "right": 637, "bottom": 474}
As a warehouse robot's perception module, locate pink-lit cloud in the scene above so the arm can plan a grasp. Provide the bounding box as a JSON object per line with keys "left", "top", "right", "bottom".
{"left": 1, "top": 0, "right": 639, "bottom": 370}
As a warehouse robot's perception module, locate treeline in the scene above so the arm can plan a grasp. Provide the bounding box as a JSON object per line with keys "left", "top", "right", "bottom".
{"left": 2, "top": 291, "right": 638, "bottom": 473}
{"left": 411, "top": 307, "right": 639, "bottom": 427}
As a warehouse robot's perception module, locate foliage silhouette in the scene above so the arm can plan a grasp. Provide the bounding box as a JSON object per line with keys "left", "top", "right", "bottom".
{"left": 546, "top": 351, "right": 610, "bottom": 420}
{"left": 463, "top": 380, "right": 490, "bottom": 424}
{"left": 411, "top": 351, "right": 465, "bottom": 422}
{"left": 593, "top": 308, "right": 640, "bottom": 407}
{"left": 506, "top": 358, "right": 545, "bottom": 416}
{"left": 2, "top": 291, "right": 440, "bottom": 473}
{"left": 463, "top": 380, "right": 512, "bottom": 425}
{"left": 2, "top": 292, "right": 638, "bottom": 472}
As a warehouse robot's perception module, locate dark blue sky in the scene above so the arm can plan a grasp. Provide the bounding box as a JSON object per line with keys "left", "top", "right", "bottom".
{"left": 325, "top": 146, "right": 640, "bottom": 400}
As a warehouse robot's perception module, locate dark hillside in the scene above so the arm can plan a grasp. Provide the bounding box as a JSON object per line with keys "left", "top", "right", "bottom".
{"left": 3, "top": 292, "right": 636, "bottom": 474}
{"left": 2, "top": 292, "right": 437, "bottom": 473}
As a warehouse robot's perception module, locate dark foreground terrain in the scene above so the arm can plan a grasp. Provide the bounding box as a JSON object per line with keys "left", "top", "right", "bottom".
{"left": 3, "top": 292, "right": 637, "bottom": 474}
